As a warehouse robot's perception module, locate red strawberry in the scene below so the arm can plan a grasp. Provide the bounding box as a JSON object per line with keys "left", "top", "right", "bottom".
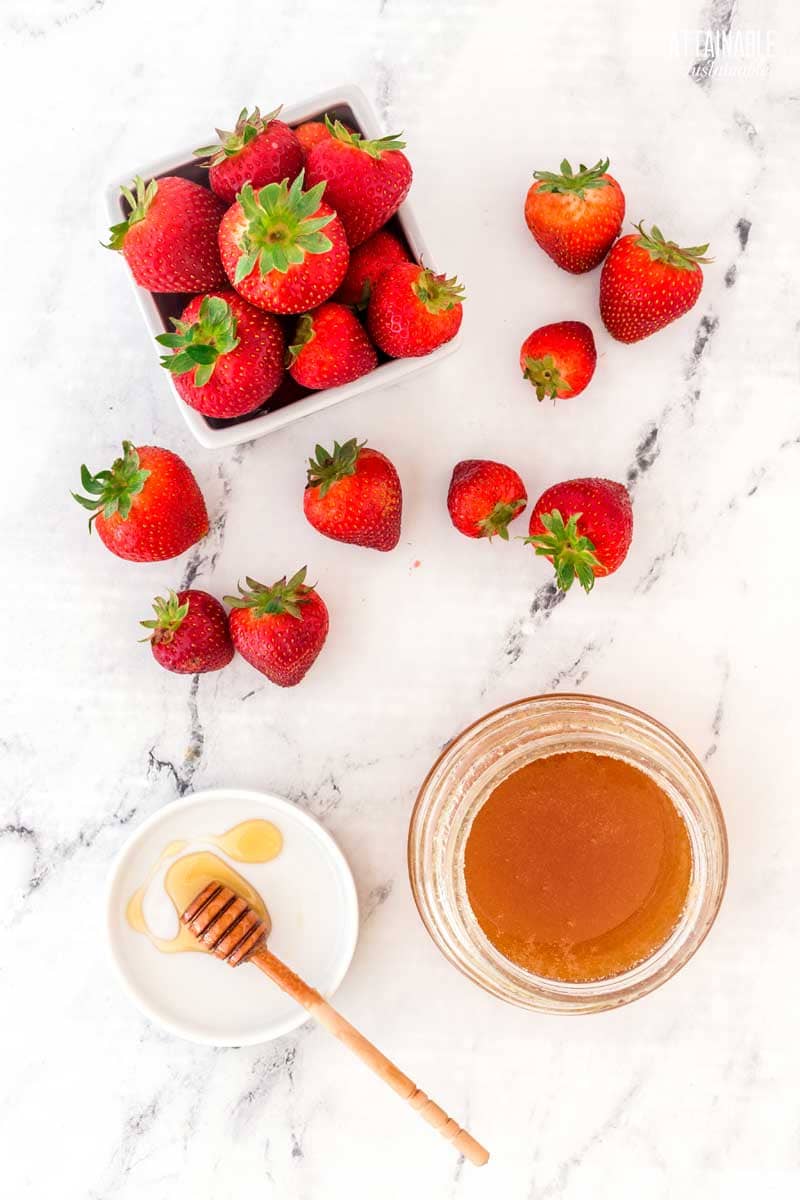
{"left": 106, "top": 176, "right": 227, "bottom": 292}
{"left": 524, "top": 158, "right": 625, "bottom": 274}
{"left": 336, "top": 229, "right": 410, "bottom": 308}
{"left": 600, "top": 223, "right": 711, "bottom": 343}
{"left": 288, "top": 304, "right": 377, "bottom": 390}
{"left": 447, "top": 460, "right": 527, "bottom": 540}
{"left": 367, "top": 264, "right": 464, "bottom": 358}
{"left": 294, "top": 118, "right": 355, "bottom": 157}
{"left": 219, "top": 172, "right": 349, "bottom": 314}
{"left": 140, "top": 589, "right": 234, "bottom": 674}
{"left": 156, "top": 290, "right": 285, "bottom": 419}
{"left": 226, "top": 569, "right": 329, "bottom": 687}
{"left": 305, "top": 119, "right": 412, "bottom": 246}
{"left": 525, "top": 477, "right": 633, "bottom": 593}
{"left": 303, "top": 439, "right": 402, "bottom": 551}
{"left": 194, "top": 105, "right": 304, "bottom": 206}
{"left": 519, "top": 321, "right": 597, "bottom": 401}
{"left": 72, "top": 441, "right": 208, "bottom": 562}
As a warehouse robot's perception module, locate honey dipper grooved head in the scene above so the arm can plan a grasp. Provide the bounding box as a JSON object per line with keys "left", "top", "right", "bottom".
{"left": 181, "top": 882, "right": 267, "bottom": 966}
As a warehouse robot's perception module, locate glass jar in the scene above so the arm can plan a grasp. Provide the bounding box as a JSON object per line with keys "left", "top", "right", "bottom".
{"left": 408, "top": 694, "right": 728, "bottom": 1014}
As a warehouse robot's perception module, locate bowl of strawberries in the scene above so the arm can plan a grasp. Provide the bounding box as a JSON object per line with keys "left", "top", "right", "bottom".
{"left": 105, "top": 86, "right": 464, "bottom": 449}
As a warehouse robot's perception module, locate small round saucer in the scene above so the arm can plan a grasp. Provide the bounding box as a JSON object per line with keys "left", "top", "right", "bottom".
{"left": 107, "top": 787, "right": 359, "bottom": 1046}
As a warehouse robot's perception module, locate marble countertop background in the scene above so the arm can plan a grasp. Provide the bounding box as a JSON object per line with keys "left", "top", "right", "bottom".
{"left": 2, "top": 0, "right": 798, "bottom": 1196}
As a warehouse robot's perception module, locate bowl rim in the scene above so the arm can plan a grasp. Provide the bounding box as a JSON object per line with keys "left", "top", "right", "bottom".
{"left": 106, "top": 786, "right": 359, "bottom": 1045}
{"left": 408, "top": 692, "right": 729, "bottom": 1013}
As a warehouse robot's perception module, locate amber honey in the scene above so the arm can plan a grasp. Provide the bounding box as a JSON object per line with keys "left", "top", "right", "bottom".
{"left": 126, "top": 819, "right": 282, "bottom": 954}
{"left": 463, "top": 752, "right": 692, "bottom": 983}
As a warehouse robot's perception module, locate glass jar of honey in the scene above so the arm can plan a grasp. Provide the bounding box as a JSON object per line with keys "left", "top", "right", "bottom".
{"left": 408, "top": 695, "right": 727, "bottom": 1013}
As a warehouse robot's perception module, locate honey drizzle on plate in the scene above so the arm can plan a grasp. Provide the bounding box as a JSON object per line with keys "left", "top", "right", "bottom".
{"left": 126, "top": 819, "right": 283, "bottom": 954}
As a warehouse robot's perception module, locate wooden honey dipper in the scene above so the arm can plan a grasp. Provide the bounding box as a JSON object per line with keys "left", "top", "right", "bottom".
{"left": 182, "top": 881, "right": 489, "bottom": 1167}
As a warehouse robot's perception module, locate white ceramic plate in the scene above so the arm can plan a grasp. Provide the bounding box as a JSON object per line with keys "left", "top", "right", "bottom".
{"left": 105, "top": 84, "right": 461, "bottom": 449}
{"left": 107, "top": 788, "right": 359, "bottom": 1045}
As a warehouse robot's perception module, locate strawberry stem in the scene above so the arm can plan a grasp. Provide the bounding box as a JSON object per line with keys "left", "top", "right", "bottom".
{"left": 323, "top": 115, "right": 406, "bottom": 160}
{"left": 524, "top": 509, "right": 601, "bottom": 593}
{"left": 71, "top": 441, "right": 151, "bottom": 530}
{"left": 479, "top": 499, "right": 526, "bottom": 540}
{"left": 412, "top": 268, "right": 465, "bottom": 313}
{"left": 522, "top": 354, "right": 569, "bottom": 401}
{"left": 156, "top": 296, "right": 240, "bottom": 387}
{"left": 194, "top": 105, "right": 283, "bottom": 167}
{"left": 532, "top": 158, "right": 611, "bottom": 198}
{"left": 305, "top": 438, "right": 364, "bottom": 498}
{"left": 632, "top": 222, "right": 712, "bottom": 270}
{"left": 224, "top": 568, "right": 312, "bottom": 620}
{"left": 288, "top": 313, "right": 316, "bottom": 362}
{"left": 104, "top": 176, "right": 158, "bottom": 251}
{"left": 233, "top": 171, "right": 334, "bottom": 283}
{"left": 140, "top": 590, "right": 190, "bottom": 643}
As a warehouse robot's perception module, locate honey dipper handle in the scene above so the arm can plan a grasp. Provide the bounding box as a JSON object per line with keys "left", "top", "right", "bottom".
{"left": 250, "top": 946, "right": 489, "bottom": 1167}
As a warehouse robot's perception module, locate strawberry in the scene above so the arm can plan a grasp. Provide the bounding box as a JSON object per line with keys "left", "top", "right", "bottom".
{"left": 336, "top": 229, "right": 410, "bottom": 308}
{"left": 226, "top": 569, "right": 329, "bottom": 687}
{"left": 303, "top": 438, "right": 402, "bottom": 551}
{"left": 524, "top": 158, "right": 625, "bottom": 274}
{"left": 305, "top": 118, "right": 412, "bottom": 246}
{"left": 194, "top": 105, "right": 304, "bottom": 206}
{"left": 106, "top": 175, "right": 227, "bottom": 292}
{"left": 218, "top": 172, "right": 349, "bottom": 314}
{"left": 525, "top": 477, "right": 633, "bottom": 593}
{"left": 156, "top": 290, "right": 285, "bottom": 419}
{"left": 288, "top": 304, "right": 377, "bottom": 390}
{"left": 519, "top": 320, "right": 596, "bottom": 401}
{"left": 367, "top": 264, "right": 464, "bottom": 358}
{"left": 294, "top": 118, "right": 354, "bottom": 157}
{"left": 72, "top": 440, "right": 208, "bottom": 562}
{"left": 140, "top": 589, "right": 234, "bottom": 674}
{"left": 447, "top": 460, "right": 527, "bottom": 540}
{"left": 600, "top": 223, "right": 711, "bottom": 343}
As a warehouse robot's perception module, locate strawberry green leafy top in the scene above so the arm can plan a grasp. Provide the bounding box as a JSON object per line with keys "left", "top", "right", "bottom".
{"left": 225, "top": 568, "right": 313, "bottom": 620}
{"left": 105, "top": 176, "right": 158, "bottom": 251}
{"left": 324, "top": 115, "right": 406, "bottom": 159}
{"left": 479, "top": 499, "right": 527, "bottom": 541}
{"left": 233, "top": 171, "right": 334, "bottom": 283}
{"left": 156, "top": 296, "right": 240, "bottom": 387}
{"left": 305, "top": 438, "right": 364, "bottom": 497}
{"left": 194, "top": 105, "right": 283, "bottom": 166}
{"left": 413, "top": 269, "right": 466, "bottom": 313}
{"left": 140, "top": 590, "right": 190, "bottom": 641}
{"left": 632, "top": 223, "right": 712, "bottom": 270}
{"left": 287, "top": 313, "right": 316, "bottom": 362}
{"left": 525, "top": 510, "right": 602, "bottom": 593}
{"left": 532, "top": 158, "right": 611, "bottom": 198}
{"left": 71, "top": 440, "right": 150, "bottom": 528}
{"left": 522, "top": 353, "right": 569, "bottom": 402}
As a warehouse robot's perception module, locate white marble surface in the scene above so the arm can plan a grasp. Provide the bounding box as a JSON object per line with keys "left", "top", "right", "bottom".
{"left": 2, "top": 0, "right": 799, "bottom": 1196}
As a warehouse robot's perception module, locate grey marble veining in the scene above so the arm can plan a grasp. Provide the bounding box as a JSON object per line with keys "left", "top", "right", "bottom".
{"left": 2, "top": 0, "right": 799, "bottom": 1196}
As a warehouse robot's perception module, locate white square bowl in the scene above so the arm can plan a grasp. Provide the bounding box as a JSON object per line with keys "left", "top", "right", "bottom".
{"left": 105, "top": 84, "right": 461, "bottom": 450}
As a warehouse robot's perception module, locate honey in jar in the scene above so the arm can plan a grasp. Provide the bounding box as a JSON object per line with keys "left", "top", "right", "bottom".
{"left": 463, "top": 751, "right": 692, "bottom": 983}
